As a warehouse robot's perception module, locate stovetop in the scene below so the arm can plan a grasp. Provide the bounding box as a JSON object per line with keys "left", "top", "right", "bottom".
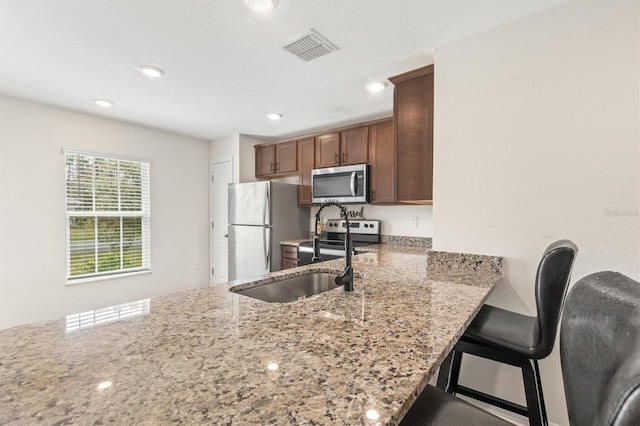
{"left": 299, "top": 219, "right": 381, "bottom": 251}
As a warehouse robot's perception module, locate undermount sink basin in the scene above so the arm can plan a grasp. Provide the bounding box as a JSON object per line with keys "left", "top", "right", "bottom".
{"left": 230, "top": 273, "right": 340, "bottom": 303}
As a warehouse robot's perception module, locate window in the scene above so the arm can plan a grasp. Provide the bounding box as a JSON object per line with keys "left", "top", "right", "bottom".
{"left": 64, "top": 148, "right": 150, "bottom": 280}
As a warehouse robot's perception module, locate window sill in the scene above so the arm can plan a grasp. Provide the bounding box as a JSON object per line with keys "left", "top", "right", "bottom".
{"left": 65, "top": 269, "right": 151, "bottom": 286}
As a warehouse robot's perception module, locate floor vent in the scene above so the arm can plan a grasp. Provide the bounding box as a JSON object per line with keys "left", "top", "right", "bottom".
{"left": 282, "top": 29, "right": 339, "bottom": 62}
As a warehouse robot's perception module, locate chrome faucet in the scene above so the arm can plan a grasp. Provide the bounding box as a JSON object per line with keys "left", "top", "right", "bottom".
{"left": 313, "top": 201, "right": 354, "bottom": 292}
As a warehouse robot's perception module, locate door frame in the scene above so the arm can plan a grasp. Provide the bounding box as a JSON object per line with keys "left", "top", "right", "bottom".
{"left": 210, "top": 157, "right": 234, "bottom": 285}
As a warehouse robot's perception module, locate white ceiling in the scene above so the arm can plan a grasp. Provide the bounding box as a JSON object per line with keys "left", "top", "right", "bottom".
{"left": 0, "top": 0, "right": 569, "bottom": 141}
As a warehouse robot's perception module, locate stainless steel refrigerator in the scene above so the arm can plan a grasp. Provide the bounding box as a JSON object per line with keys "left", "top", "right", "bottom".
{"left": 228, "top": 181, "right": 309, "bottom": 280}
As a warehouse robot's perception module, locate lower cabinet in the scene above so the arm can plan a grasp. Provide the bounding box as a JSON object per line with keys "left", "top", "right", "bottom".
{"left": 281, "top": 245, "right": 299, "bottom": 270}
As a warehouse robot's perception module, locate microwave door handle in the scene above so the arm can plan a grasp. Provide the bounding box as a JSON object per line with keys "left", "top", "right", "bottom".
{"left": 350, "top": 172, "right": 357, "bottom": 196}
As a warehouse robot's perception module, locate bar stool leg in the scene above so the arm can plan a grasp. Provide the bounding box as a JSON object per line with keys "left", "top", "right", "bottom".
{"left": 446, "top": 350, "right": 463, "bottom": 394}
{"left": 521, "top": 358, "right": 548, "bottom": 426}
{"left": 436, "top": 351, "right": 454, "bottom": 390}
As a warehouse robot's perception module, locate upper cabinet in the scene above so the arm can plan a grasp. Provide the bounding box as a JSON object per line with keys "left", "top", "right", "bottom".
{"left": 368, "top": 119, "right": 395, "bottom": 204}
{"left": 255, "top": 140, "right": 298, "bottom": 178}
{"left": 314, "top": 127, "right": 369, "bottom": 169}
{"left": 340, "top": 127, "right": 369, "bottom": 165}
{"left": 314, "top": 133, "right": 340, "bottom": 168}
{"left": 297, "top": 137, "right": 315, "bottom": 206}
{"left": 389, "top": 64, "right": 434, "bottom": 203}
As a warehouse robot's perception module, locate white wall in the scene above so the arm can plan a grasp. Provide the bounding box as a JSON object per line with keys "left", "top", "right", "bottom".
{"left": 239, "top": 135, "right": 260, "bottom": 183}
{"left": 433, "top": 1, "right": 639, "bottom": 424}
{"left": 209, "top": 134, "right": 240, "bottom": 182}
{"left": 0, "top": 96, "right": 210, "bottom": 329}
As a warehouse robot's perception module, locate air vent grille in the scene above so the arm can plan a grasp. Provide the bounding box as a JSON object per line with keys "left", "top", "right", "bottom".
{"left": 282, "top": 29, "right": 338, "bottom": 62}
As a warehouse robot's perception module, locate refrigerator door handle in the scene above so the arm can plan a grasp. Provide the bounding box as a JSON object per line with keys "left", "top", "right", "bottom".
{"left": 264, "top": 227, "right": 270, "bottom": 271}
{"left": 263, "top": 183, "right": 270, "bottom": 226}
{"left": 350, "top": 172, "right": 357, "bottom": 196}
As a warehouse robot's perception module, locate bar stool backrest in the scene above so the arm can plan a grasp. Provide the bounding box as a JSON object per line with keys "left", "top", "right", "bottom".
{"left": 533, "top": 239, "right": 578, "bottom": 359}
{"left": 561, "top": 271, "right": 640, "bottom": 426}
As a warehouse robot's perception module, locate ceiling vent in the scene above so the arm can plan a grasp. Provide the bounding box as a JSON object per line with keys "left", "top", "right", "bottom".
{"left": 282, "top": 29, "right": 339, "bottom": 62}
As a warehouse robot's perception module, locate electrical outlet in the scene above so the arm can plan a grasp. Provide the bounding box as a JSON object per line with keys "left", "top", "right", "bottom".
{"left": 411, "top": 216, "right": 418, "bottom": 227}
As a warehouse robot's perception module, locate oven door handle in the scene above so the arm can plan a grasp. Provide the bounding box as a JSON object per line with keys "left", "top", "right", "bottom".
{"left": 350, "top": 172, "right": 357, "bottom": 196}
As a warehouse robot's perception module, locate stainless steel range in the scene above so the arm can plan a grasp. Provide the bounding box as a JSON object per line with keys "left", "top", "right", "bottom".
{"left": 298, "top": 219, "right": 381, "bottom": 265}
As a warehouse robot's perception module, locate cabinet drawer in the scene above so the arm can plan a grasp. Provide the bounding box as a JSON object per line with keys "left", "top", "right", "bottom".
{"left": 281, "top": 245, "right": 298, "bottom": 259}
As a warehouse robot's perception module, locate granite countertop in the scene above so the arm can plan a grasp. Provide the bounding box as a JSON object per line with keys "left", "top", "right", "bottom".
{"left": 280, "top": 238, "right": 310, "bottom": 246}
{"left": 0, "top": 246, "right": 502, "bottom": 425}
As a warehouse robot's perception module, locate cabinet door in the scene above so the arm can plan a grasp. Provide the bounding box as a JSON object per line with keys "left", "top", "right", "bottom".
{"left": 281, "top": 258, "right": 298, "bottom": 270}
{"left": 340, "top": 127, "right": 369, "bottom": 165}
{"left": 314, "top": 133, "right": 340, "bottom": 168}
{"left": 390, "top": 65, "right": 434, "bottom": 202}
{"left": 297, "top": 137, "right": 315, "bottom": 206}
{"left": 255, "top": 145, "right": 276, "bottom": 177}
{"left": 275, "top": 140, "right": 297, "bottom": 174}
{"left": 369, "top": 120, "right": 395, "bottom": 203}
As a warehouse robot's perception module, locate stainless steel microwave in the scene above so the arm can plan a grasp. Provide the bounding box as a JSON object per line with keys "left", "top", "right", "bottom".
{"left": 311, "top": 164, "right": 370, "bottom": 204}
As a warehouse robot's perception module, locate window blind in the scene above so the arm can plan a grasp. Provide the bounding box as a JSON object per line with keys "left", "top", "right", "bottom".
{"left": 64, "top": 149, "right": 151, "bottom": 280}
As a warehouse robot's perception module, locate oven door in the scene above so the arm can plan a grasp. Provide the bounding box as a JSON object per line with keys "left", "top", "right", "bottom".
{"left": 311, "top": 164, "right": 369, "bottom": 204}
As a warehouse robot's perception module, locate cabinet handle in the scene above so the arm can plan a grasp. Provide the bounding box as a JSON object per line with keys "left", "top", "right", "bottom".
{"left": 334, "top": 153, "right": 338, "bottom": 164}
{"left": 275, "top": 162, "right": 279, "bottom": 172}
{"left": 372, "top": 189, "right": 376, "bottom": 201}
{"left": 270, "top": 162, "right": 274, "bottom": 172}
{"left": 342, "top": 152, "right": 346, "bottom": 163}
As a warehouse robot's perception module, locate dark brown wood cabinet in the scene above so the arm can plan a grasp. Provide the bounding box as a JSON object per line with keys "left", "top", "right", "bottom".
{"left": 281, "top": 245, "right": 298, "bottom": 270}
{"left": 315, "top": 128, "right": 369, "bottom": 169}
{"left": 340, "top": 127, "right": 369, "bottom": 165}
{"left": 275, "top": 140, "right": 297, "bottom": 174}
{"left": 389, "top": 64, "right": 434, "bottom": 203}
{"left": 255, "top": 140, "right": 298, "bottom": 178}
{"left": 255, "top": 144, "right": 276, "bottom": 176}
{"left": 314, "top": 133, "right": 340, "bottom": 168}
{"left": 368, "top": 119, "right": 395, "bottom": 204}
{"left": 297, "top": 137, "right": 315, "bottom": 206}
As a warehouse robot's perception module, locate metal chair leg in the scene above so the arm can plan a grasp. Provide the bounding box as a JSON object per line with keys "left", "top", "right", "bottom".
{"left": 446, "top": 350, "right": 463, "bottom": 394}
{"left": 436, "top": 350, "right": 454, "bottom": 390}
{"left": 521, "top": 358, "right": 548, "bottom": 426}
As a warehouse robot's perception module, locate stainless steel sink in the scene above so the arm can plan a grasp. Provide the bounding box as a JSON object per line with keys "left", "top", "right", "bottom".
{"left": 230, "top": 273, "right": 340, "bottom": 303}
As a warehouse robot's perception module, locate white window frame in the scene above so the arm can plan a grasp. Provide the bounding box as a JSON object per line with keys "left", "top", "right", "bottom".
{"left": 63, "top": 147, "right": 151, "bottom": 282}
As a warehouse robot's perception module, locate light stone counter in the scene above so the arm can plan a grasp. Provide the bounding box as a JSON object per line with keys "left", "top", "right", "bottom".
{"left": 0, "top": 247, "right": 502, "bottom": 425}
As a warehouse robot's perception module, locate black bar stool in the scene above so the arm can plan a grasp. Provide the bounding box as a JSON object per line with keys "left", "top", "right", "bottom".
{"left": 560, "top": 271, "right": 640, "bottom": 426}
{"left": 436, "top": 239, "right": 578, "bottom": 426}
{"left": 401, "top": 269, "right": 640, "bottom": 426}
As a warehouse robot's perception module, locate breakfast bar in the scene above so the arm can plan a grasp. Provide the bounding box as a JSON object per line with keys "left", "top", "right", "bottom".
{"left": 0, "top": 246, "right": 502, "bottom": 425}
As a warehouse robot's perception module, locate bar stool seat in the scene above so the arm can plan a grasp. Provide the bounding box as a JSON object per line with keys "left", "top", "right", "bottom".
{"left": 400, "top": 385, "right": 512, "bottom": 426}
{"left": 464, "top": 305, "right": 538, "bottom": 352}
{"left": 437, "top": 239, "right": 578, "bottom": 426}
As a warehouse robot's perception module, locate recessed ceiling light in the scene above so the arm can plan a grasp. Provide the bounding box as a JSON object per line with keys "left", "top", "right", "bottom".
{"left": 266, "top": 112, "right": 283, "bottom": 121}
{"left": 137, "top": 65, "right": 164, "bottom": 78}
{"left": 366, "top": 81, "right": 387, "bottom": 93}
{"left": 267, "top": 362, "right": 279, "bottom": 371}
{"left": 244, "top": 0, "right": 277, "bottom": 13}
{"left": 93, "top": 99, "right": 113, "bottom": 108}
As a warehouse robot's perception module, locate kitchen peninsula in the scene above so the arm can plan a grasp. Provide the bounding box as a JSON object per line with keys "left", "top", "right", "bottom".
{"left": 0, "top": 246, "right": 502, "bottom": 425}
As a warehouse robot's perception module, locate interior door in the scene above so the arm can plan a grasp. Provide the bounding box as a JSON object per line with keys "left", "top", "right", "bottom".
{"left": 211, "top": 159, "right": 233, "bottom": 285}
